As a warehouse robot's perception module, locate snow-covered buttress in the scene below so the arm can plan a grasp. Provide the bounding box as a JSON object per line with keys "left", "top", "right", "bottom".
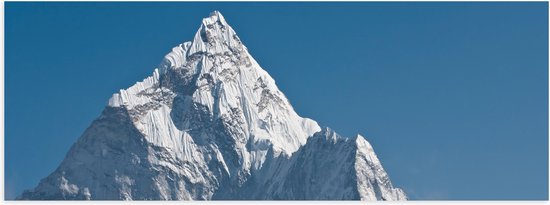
{"left": 19, "top": 11, "right": 406, "bottom": 200}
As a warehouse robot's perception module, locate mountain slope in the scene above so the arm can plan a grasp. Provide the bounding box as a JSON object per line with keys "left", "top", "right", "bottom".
{"left": 19, "top": 11, "right": 406, "bottom": 201}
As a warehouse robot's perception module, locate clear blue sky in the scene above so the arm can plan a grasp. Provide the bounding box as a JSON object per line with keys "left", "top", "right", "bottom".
{"left": 5, "top": 2, "right": 548, "bottom": 200}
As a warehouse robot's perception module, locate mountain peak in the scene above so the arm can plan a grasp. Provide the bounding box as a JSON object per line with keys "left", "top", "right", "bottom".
{"left": 21, "top": 11, "right": 405, "bottom": 201}
{"left": 204, "top": 10, "right": 227, "bottom": 26}
{"left": 110, "top": 11, "right": 320, "bottom": 161}
{"left": 187, "top": 10, "right": 241, "bottom": 56}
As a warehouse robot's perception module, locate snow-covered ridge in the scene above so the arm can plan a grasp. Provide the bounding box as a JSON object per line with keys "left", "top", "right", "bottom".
{"left": 108, "top": 69, "right": 161, "bottom": 108}
{"left": 19, "top": 11, "right": 406, "bottom": 201}
{"left": 235, "top": 128, "right": 406, "bottom": 200}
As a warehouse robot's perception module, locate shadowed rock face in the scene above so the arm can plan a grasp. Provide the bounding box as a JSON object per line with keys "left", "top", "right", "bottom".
{"left": 19, "top": 11, "right": 406, "bottom": 201}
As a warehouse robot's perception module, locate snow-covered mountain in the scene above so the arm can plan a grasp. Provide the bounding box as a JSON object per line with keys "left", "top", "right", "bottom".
{"left": 19, "top": 11, "right": 406, "bottom": 201}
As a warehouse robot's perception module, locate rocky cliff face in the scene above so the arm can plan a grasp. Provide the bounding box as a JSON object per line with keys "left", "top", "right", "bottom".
{"left": 19, "top": 11, "right": 406, "bottom": 201}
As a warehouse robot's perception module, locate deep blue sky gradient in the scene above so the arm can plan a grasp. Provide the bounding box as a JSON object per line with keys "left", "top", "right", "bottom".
{"left": 5, "top": 2, "right": 548, "bottom": 200}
